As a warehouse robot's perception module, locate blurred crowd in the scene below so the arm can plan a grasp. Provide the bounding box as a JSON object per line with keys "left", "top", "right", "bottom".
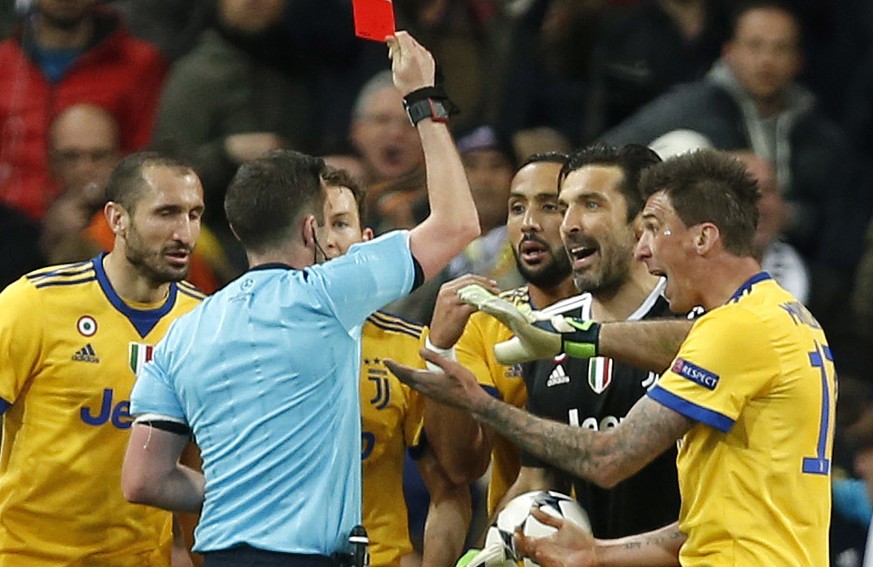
{"left": 1, "top": 0, "right": 873, "bottom": 563}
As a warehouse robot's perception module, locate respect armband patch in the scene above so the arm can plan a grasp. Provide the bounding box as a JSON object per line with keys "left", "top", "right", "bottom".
{"left": 672, "top": 358, "right": 719, "bottom": 390}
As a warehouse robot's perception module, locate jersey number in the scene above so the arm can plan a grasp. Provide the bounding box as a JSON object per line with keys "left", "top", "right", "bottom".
{"left": 802, "top": 341, "right": 833, "bottom": 475}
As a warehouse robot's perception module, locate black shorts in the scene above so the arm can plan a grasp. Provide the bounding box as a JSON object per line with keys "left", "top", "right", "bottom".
{"left": 201, "top": 545, "right": 338, "bottom": 567}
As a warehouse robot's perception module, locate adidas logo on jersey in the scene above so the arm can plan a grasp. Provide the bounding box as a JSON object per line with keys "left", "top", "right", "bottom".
{"left": 546, "top": 365, "right": 569, "bottom": 387}
{"left": 72, "top": 344, "right": 99, "bottom": 363}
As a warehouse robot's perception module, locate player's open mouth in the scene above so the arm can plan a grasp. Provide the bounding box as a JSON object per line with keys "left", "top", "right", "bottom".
{"left": 569, "top": 246, "right": 597, "bottom": 268}
{"left": 166, "top": 251, "right": 190, "bottom": 265}
{"left": 519, "top": 240, "right": 548, "bottom": 263}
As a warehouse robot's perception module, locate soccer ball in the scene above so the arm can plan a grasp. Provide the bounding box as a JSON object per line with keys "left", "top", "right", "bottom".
{"left": 484, "top": 490, "right": 591, "bottom": 567}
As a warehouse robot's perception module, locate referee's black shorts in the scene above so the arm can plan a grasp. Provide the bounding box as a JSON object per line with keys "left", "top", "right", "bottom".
{"left": 201, "top": 545, "right": 339, "bottom": 567}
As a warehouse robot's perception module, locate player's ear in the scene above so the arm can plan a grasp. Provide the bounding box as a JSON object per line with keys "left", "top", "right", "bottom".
{"left": 695, "top": 223, "right": 718, "bottom": 254}
{"left": 362, "top": 227, "right": 374, "bottom": 242}
{"left": 105, "top": 201, "right": 129, "bottom": 236}
{"left": 228, "top": 223, "right": 241, "bottom": 243}
{"left": 302, "top": 214, "right": 318, "bottom": 247}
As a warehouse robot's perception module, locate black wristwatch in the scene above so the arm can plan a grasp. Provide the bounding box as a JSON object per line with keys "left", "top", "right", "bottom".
{"left": 404, "top": 98, "right": 451, "bottom": 126}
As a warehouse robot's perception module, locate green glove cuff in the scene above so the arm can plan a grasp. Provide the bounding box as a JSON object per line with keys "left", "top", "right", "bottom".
{"left": 536, "top": 317, "right": 601, "bottom": 359}
{"left": 456, "top": 549, "right": 482, "bottom": 567}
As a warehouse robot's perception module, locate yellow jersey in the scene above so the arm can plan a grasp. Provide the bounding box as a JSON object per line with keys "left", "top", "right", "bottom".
{"left": 648, "top": 274, "right": 833, "bottom": 566}
{"left": 455, "top": 287, "right": 532, "bottom": 515}
{"left": 361, "top": 311, "right": 427, "bottom": 567}
{"left": 0, "top": 257, "right": 204, "bottom": 566}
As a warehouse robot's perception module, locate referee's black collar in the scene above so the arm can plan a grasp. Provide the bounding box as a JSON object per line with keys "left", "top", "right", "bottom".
{"left": 249, "top": 262, "right": 296, "bottom": 272}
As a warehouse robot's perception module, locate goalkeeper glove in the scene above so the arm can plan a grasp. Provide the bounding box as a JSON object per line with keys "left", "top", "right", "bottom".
{"left": 455, "top": 545, "right": 516, "bottom": 567}
{"left": 458, "top": 284, "right": 601, "bottom": 365}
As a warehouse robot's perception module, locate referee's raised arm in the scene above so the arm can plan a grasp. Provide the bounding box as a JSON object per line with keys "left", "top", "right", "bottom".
{"left": 387, "top": 31, "right": 480, "bottom": 281}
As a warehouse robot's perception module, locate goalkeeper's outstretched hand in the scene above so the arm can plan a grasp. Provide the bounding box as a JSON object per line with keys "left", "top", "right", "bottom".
{"left": 458, "top": 284, "right": 561, "bottom": 363}
{"left": 458, "top": 284, "right": 601, "bottom": 365}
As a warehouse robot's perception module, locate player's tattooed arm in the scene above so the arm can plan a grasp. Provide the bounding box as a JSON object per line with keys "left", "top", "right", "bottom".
{"left": 386, "top": 350, "right": 692, "bottom": 488}
{"left": 599, "top": 319, "right": 692, "bottom": 373}
{"left": 516, "top": 512, "right": 684, "bottom": 567}
{"left": 619, "top": 523, "right": 685, "bottom": 553}
{"left": 593, "top": 522, "right": 685, "bottom": 566}
{"left": 473, "top": 395, "right": 692, "bottom": 488}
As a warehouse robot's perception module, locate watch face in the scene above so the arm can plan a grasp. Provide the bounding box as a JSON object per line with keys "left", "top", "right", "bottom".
{"left": 428, "top": 99, "right": 450, "bottom": 122}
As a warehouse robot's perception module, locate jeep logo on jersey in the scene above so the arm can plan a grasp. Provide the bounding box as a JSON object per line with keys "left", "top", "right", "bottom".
{"left": 672, "top": 358, "right": 719, "bottom": 390}
{"left": 81, "top": 388, "right": 132, "bottom": 428}
{"left": 588, "top": 357, "right": 613, "bottom": 394}
{"left": 129, "top": 342, "right": 154, "bottom": 376}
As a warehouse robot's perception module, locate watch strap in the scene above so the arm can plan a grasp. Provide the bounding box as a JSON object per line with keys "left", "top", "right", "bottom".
{"left": 404, "top": 98, "right": 450, "bottom": 126}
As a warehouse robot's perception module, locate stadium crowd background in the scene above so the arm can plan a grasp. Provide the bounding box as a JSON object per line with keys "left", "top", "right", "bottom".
{"left": 1, "top": 0, "right": 873, "bottom": 565}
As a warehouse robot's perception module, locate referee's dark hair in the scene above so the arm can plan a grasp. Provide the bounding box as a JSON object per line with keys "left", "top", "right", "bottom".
{"left": 225, "top": 150, "right": 326, "bottom": 253}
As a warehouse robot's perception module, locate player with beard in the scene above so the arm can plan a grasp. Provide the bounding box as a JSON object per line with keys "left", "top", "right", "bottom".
{"left": 0, "top": 152, "right": 205, "bottom": 566}
{"left": 497, "top": 145, "right": 681, "bottom": 539}
{"left": 423, "top": 152, "right": 579, "bottom": 518}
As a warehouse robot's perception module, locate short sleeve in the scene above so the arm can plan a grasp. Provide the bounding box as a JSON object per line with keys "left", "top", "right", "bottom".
{"left": 130, "top": 341, "right": 186, "bottom": 422}
{"left": 456, "top": 313, "right": 502, "bottom": 397}
{"left": 314, "top": 231, "right": 416, "bottom": 331}
{"left": 0, "top": 279, "right": 43, "bottom": 406}
{"left": 648, "top": 306, "right": 776, "bottom": 433}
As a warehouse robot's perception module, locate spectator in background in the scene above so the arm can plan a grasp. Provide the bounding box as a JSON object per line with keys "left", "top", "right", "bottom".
{"left": 40, "top": 104, "right": 120, "bottom": 262}
{"left": 385, "top": 124, "right": 521, "bottom": 324}
{"left": 447, "top": 125, "right": 520, "bottom": 288}
{"left": 350, "top": 70, "right": 426, "bottom": 231}
{"left": 113, "top": 0, "right": 212, "bottom": 62}
{"left": 600, "top": 0, "right": 867, "bottom": 341}
{"left": 151, "top": 0, "right": 312, "bottom": 273}
{"left": 740, "top": 151, "right": 810, "bottom": 304}
{"left": 585, "top": 0, "right": 729, "bottom": 138}
{"left": 495, "top": 0, "right": 604, "bottom": 147}
{"left": 0, "top": 0, "right": 166, "bottom": 220}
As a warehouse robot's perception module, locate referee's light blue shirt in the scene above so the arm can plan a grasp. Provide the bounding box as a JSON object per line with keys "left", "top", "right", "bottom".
{"left": 131, "top": 231, "right": 417, "bottom": 556}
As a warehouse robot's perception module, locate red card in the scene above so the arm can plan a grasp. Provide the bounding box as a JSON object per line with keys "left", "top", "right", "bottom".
{"left": 352, "top": 0, "right": 395, "bottom": 42}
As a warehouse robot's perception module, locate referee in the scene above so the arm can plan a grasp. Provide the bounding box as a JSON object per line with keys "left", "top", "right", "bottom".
{"left": 121, "top": 31, "right": 479, "bottom": 567}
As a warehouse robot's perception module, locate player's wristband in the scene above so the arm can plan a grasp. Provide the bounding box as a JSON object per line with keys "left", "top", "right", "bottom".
{"left": 536, "top": 317, "right": 601, "bottom": 359}
{"left": 424, "top": 336, "right": 457, "bottom": 372}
